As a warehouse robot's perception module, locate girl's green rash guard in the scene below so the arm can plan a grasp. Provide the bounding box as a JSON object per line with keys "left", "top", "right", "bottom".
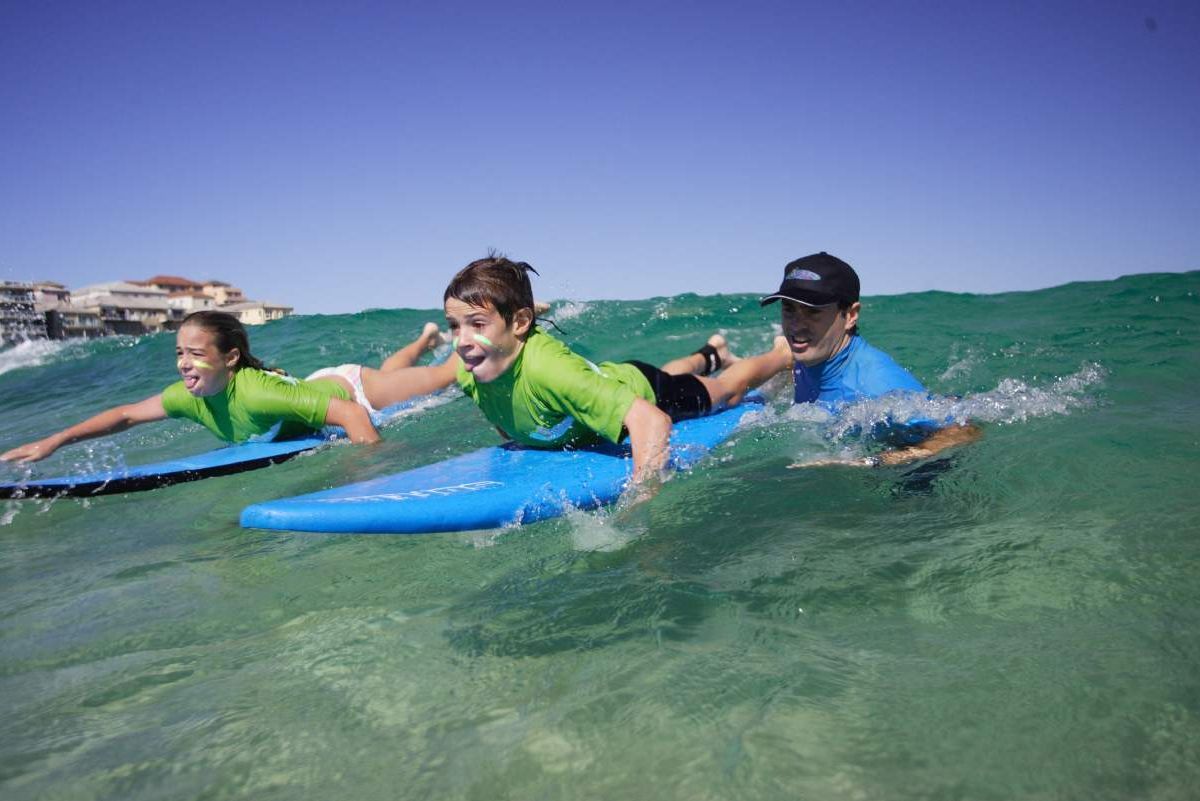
{"left": 161, "top": 367, "right": 350, "bottom": 443}
{"left": 457, "top": 328, "right": 655, "bottom": 448}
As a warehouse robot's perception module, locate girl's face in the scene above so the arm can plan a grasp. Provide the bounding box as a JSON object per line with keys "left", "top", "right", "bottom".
{"left": 444, "top": 298, "right": 532, "bottom": 383}
{"left": 175, "top": 324, "right": 239, "bottom": 397}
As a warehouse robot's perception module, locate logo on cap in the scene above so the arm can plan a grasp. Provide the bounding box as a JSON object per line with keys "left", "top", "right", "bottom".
{"left": 786, "top": 269, "right": 821, "bottom": 281}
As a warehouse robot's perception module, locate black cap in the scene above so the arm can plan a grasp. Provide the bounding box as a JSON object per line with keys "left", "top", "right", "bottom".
{"left": 759, "top": 252, "right": 860, "bottom": 307}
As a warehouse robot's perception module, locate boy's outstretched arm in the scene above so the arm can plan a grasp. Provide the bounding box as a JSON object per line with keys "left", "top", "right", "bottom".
{"left": 1, "top": 394, "right": 167, "bottom": 464}
{"left": 624, "top": 398, "right": 673, "bottom": 485}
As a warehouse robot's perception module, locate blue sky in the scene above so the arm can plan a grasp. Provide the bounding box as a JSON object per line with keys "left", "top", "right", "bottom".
{"left": 2, "top": 1, "right": 1197, "bottom": 314}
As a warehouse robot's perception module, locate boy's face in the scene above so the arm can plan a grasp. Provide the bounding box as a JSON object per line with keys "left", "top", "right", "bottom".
{"left": 444, "top": 298, "right": 533, "bottom": 383}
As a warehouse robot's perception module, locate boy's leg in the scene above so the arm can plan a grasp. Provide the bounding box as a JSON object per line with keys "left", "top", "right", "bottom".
{"left": 695, "top": 336, "right": 791, "bottom": 408}
{"left": 360, "top": 357, "right": 460, "bottom": 409}
{"left": 379, "top": 322, "right": 444, "bottom": 372}
{"left": 661, "top": 334, "right": 739, "bottom": 376}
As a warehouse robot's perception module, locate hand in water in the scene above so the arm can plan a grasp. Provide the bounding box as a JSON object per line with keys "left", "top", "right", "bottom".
{"left": 1, "top": 437, "right": 59, "bottom": 464}
{"left": 787, "top": 455, "right": 879, "bottom": 469}
{"left": 613, "top": 469, "right": 670, "bottom": 522}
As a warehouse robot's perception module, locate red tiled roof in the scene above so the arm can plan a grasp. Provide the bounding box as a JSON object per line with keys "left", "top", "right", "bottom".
{"left": 139, "top": 275, "right": 203, "bottom": 288}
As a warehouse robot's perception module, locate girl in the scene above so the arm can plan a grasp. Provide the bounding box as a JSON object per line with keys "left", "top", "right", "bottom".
{"left": 2, "top": 310, "right": 458, "bottom": 463}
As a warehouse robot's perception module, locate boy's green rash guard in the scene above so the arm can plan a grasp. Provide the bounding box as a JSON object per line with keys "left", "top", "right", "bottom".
{"left": 457, "top": 329, "right": 655, "bottom": 448}
{"left": 161, "top": 367, "right": 350, "bottom": 443}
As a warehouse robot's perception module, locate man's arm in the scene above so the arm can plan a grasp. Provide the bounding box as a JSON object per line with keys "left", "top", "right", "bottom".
{"left": 787, "top": 422, "right": 984, "bottom": 465}
{"left": 875, "top": 424, "right": 982, "bottom": 466}
{"left": 788, "top": 423, "right": 982, "bottom": 469}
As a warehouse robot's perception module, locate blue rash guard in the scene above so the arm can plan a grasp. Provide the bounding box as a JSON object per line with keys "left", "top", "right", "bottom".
{"left": 793, "top": 334, "right": 938, "bottom": 444}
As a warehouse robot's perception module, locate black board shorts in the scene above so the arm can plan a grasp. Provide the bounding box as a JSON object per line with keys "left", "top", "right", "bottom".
{"left": 625, "top": 361, "right": 713, "bottom": 422}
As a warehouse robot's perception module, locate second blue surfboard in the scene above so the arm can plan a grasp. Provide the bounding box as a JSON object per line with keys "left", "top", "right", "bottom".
{"left": 240, "top": 396, "right": 765, "bottom": 534}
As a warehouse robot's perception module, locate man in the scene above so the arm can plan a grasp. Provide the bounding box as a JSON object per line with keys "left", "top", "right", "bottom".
{"left": 759, "top": 252, "right": 979, "bottom": 466}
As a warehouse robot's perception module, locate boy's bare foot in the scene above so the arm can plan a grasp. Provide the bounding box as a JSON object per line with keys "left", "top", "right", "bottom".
{"left": 708, "top": 333, "right": 740, "bottom": 368}
{"left": 419, "top": 321, "right": 446, "bottom": 351}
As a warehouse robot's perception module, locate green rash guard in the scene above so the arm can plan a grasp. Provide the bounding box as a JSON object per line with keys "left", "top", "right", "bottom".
{"left": 457, "top": 328, "right": 655, "bottom": 449}
{"left": 161, "top": 367, "right": 350, "bottom": 443}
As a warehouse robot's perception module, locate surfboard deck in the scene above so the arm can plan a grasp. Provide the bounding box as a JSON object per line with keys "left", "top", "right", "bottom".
{"left": 0, "top": 396, "right": 438, "bottom": 500}
{"left": 0, "top": 436, "right": 329, "bottom": 499}
{"left": 240, "top": 396, "right": 765, "bottom": 534}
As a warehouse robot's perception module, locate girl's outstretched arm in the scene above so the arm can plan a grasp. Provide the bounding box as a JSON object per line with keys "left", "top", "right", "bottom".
{"left": 322, "top": 397, "right": 381, "bottom": 444}
{"left": 1, "top": 394, "right": 168, "bottom": 464}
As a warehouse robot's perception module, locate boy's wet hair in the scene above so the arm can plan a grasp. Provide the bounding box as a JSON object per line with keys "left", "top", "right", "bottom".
{"left": 180, "top": 310, "right": 267, "bottom": 371}
{"left": 444, "top": 254, "right": 539, "bottom": 325}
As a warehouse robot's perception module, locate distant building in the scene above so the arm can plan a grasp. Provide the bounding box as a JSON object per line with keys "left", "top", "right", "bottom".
{"left": 134, "top": 275, "right": 206, "bottom": 294}
{"left": 168, "top": 291, "right": 218, "bottom": 314}
{"left": 221, "top": 300, "right": 293, "bottom": 326}
{"left": 32, "top": 281, "right": 71, "bottom": 307}
{"left": 71, "top": 282, "right": 174, "bottom": 333}
{"left": 132, "top": 275, "right": 254, "bottom": 309}
{"left": 73, "top": 281, "right": 170, "bottom": 306}
{"left": 2, "top": 281, "right": 49, "bottom": 343}
{"left": 45, "top": 306, "right": 105, "bottom": 339}
{"left": 203, "top": 280, "right": 245, "bottom": 306}
{"left": 4, "top": 274, "right": 294, "bottom": 341}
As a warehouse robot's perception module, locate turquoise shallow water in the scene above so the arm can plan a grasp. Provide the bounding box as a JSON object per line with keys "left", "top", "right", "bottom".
{"left": 2, "top": 272, "right": 1199, "bottom": 799}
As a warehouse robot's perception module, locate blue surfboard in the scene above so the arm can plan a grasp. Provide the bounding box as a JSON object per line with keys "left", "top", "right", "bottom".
{"left": 240, "top": 396, "right": 765, "bottom": 534}
{"left": 0, "top": 395, "right": 446, "bottom": 500}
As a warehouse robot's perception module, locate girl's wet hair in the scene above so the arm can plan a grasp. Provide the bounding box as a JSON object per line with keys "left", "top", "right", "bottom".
{"left": 444, "top": 254, "right": 539, "bottom": 324}
{"left": 180, "top": 311, "right": 266, "bottom": 371}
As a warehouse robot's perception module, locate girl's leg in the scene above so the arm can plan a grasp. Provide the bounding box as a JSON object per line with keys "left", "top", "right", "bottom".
{"left": 660, "top": 334, "right": 740, "bottom": 376}
{"left": 360, "top": 357, "right": 460, "bottom": 409}
{"left": 379, "top": 322, "right": 444, "bottom": 372}
{"left": 695, "top": 336, "right": 791, "bottom": 408}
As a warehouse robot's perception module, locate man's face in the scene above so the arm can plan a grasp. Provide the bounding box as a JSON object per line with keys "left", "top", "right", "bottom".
{"left": 779, "top": 299, "right": 860, "bottom": 367}
{"left": 444, "top": 297, "right": 532, "bottom": 383}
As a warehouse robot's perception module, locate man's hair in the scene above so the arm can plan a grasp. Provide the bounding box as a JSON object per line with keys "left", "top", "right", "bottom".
{"left": 838, "top": 300, "right": 859, "bottom": 337}
{"left": 443, "top": 253, "right": 538, "bottom": 324}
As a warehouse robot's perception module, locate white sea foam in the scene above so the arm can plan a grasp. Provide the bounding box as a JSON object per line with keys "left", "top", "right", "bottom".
{"left": 766, "top": 362, "right": 1109, "bottom": 466}
{"left": 0, "top": 336, "right": 144, "bottom": 377}
{"left": 783, "top": 362, "right": 1108, "bottom": 442}
{"left": 377, "top": 386, "right": 460, "bottom": 429}
{"left": 548, "top": 301, "right": 591, "bottom": 322}
{"left": 0, "top": 339, "right": 72, "bottom": 377}
{"left": 566, "top": 503, "right": 646, "bottom": 552}
{"left": 939, "top": 344, "right": 983, "bottom": 382}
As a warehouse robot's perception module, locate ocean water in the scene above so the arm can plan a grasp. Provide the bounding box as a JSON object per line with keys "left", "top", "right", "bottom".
{"left": 1, "top": 272, "right": 1198, "bottom": 800}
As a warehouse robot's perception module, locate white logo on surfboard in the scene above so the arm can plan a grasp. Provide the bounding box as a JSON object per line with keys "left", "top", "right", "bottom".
{"left": 316, "top": 480, "right": 503, "bottom": 503}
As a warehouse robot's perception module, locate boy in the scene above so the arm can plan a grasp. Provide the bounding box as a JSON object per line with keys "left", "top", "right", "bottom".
{"left": 444, "top": 256, "right": 789, "bottom": 486}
